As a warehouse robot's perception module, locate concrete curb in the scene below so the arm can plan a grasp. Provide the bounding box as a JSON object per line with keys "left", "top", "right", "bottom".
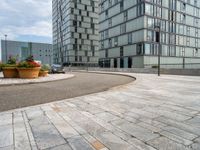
{"left": 72, "top": 70, "right": 137, "bottom": 80}
{"left": 72, "top": 70, "right": 137, "bottom": 91}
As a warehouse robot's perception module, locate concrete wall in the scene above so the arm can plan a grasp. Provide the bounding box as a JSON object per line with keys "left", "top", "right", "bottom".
{"left": 65, "top": 67, "right": 200, "bottom": 76}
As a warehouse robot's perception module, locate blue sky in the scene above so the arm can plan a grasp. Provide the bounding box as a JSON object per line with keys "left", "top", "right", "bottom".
{"left": 0, "top": 0, "right": 52, "bottom": 60}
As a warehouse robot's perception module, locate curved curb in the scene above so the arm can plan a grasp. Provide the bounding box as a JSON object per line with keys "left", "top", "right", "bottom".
{"left": 73, "top": 70, "right": 136, "bottom": 80}
{"left": 72, "top": 70, "right": 136, "bottom": 91}
{"left": 0, "top": 74, "right": 75, "bottom": 87}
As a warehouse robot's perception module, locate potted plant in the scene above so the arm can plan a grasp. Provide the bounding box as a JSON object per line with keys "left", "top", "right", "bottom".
{"left": 2, "top": 55, "right": 19, "bottom": 78}
{"left": 17, "top": 55, "right": 41, "bottom": 79}
{"left": 39, "top": 64, "right": 50, "bottom": 77}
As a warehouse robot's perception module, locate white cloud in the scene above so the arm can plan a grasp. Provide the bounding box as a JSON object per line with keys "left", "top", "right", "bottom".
{"left": 0, "top": 0, "right": 52, "bottom": 60}
{"left": 0, "top": 0, "right": 52, "bottom": 39}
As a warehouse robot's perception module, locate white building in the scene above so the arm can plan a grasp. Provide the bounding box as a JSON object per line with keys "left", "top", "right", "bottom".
{"left": 1, "top": 40, "right": 53, "bottom": 64}
{"left": 99, "top": 0, "right": 200, "bottom": 69}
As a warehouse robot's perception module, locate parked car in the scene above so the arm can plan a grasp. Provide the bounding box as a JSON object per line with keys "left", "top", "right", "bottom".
{"left": 51, "top": 64, "right": 65, "bottom": 74}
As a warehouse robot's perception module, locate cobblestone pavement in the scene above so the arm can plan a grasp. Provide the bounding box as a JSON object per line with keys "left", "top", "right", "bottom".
{"left": 0, "top": 73, "right": 74, "bottom": 86}
{"left": 0, "top": 72, "right": 200, "bottom": 150}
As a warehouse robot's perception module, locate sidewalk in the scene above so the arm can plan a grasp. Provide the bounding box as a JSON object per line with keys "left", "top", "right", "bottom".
{"left": 0, "top": 72, "right": 200, "bottom": 150}
{"left": 0, "top": 73, "right": 74, "bottom": 86}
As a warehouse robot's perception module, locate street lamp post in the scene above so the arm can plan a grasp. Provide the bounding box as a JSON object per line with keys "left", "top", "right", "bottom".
{"left": 155, "top": 26, "right": 161, "bottom": 76}
{"left": 4, "top": 34, "right": 8, "bottom": 62}
{"left": 87, "top": 59, "right": 89, "bottom": 72}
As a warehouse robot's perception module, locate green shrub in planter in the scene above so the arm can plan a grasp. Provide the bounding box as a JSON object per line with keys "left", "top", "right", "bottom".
{"left": 40, "top": 64, "right": 50, "bottom": 72}
{"left": 39, "top": 64, "right": 50, "bottom": 77}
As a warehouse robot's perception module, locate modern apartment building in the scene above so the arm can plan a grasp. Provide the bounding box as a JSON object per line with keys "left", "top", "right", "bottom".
{"left": 1, "top": 40, "right": 53, "bottom": 64}
{"left": 99, "top": 0, "right": 200, "bottom": 68}
{"left": 52, "top": 0, "right": 99, "bottom": 66}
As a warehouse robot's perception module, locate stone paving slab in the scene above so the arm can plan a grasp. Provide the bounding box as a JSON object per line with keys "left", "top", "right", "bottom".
{"left": 0, "top": 72, "right": 200, "bottom": 150}
{"left": 0, "top": 72, "right": 74, "bottom": 86}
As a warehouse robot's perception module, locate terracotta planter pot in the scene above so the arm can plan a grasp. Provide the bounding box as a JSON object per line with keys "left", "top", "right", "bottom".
{"left": 39, "top": 71, "right": 49, "bottom": 77}
{"left": 17, "top": 67, "right": 41, "bottom": 79}
{"left": 2, "top": 67, "right": 19, "bottom": 78}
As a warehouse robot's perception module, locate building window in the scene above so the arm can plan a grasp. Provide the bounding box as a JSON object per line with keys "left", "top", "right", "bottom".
{"left": 144, "top": 44, "right": 151, "bottom": 55}
{"left": 120, "top": 24, "right": 126, "bottom": 34}
{"left": 169, "top": 46, "right": 176, "bottom": 56}
{"left": 195, "top": 28, "right": 198, "bottom": 37}
{"left": 109, "top": 19, "right": 112, "bottom": 27}
{"left": 147, "top": 30, "right": 154, "bottom": 41}
{"left": 180, "top": 14, "right": 186, "bottom": 23}
{"left": 105, "top": 49, "right": 108, "bottom": 58}
{"left": 92, "top": 50, "right": 95, "bottom": 57}
{"left": 186, "top": 26, "right": 190, "bottom": 36}
{"left": 79, "top": 56, "right": 82, "bottom": 62}
{"left": 71, "top": 8, "right": 74, "bottom": 14}
{"left": 137, "top": 43, "right": 143, "bottom": 55}
{"left": 180, "top": 47, "right": 185, "bottom": 57}
{"left": 101, "top": 2, "right": 104, "bottom": 11}
{"left": 101, "top": 32, "right": 104, "bottom": 40}
{"left": 91, "top": 23, "right": 95, "bottom": 29}
{"left": 108, "top": 0, "right": 112, "bottom": 7}
{"left": 114, "top": 37, "right": 118, "bottom": 47}
{"left": 105, "top": 30, "right": 109, "bottom": 38}
{"left": 85, "top": 51, "right": 88, "bottom": 56}
{"left": 120, "top": 2, "right": 124, "bottom": 12}
{"left": 109, "top": 39, "right": 112, "bottom": 48}
{"left": 137, "top": 3, "right": 144, "bottom": 16}
{"left": 120, "top": 47, "right": 124, "bottom": 57}
{"left": 169, "top": 11, "right": 176, "bottom": 22}
{"left": 105, "top": 10, "right": 108, "bottom": 19}
{"left": 124, "top": 11, "right": 128, "bottom": 21}
{"left": 145, "top": 3, "right": 153, "bottom": 16}
{"left": 157, "top": 0, "right": 162, "bottom": 5}
{"left": 147, "top": 17, "right": 154, "bottom": 28}
{"left": 73, "top": 21, "right": 77, "bottom": 26}
{"left": 181, "top": 2, "right": 186, "bottom": 12}
{"left": 128, "top": 33, "right": 132, "bottom": 44}
{"left": 101, "top": 41, "right": 104, "bottom": 49}
{"left": 193, "top": 48, "right": 198, "bottom": 56}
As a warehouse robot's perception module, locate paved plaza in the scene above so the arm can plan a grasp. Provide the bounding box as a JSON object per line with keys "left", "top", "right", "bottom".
{"left": 0, "top": 72, "right": 200, "bottom": 150}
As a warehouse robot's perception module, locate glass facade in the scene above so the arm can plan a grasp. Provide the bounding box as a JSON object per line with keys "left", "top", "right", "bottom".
{"left": 52, "top": 0, "right": 99, "bottom": 66}
{"left": 99, "top": 0, "right": 200, "bottom": 68}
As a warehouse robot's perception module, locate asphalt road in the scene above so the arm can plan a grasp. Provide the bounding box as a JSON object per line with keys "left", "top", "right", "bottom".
{"left": 0, "top": 72, "right": 134, "bottom": 112}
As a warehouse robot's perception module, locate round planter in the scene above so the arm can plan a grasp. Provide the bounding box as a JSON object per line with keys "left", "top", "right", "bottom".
{"left": 2, "top": 67, "right": 19, "bottom": 78}
{"left": 39, "top": 71, "right": 49, "bottom": 77}
{"left": 17, "top": 67, "right": 41, "bottom": 79}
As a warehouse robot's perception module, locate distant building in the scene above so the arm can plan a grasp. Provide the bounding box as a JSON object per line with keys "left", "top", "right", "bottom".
{"left": 99, "top": 0, "right": 200, "bottom": 68}
{"left": 1, "top": 40, "right": 53, "bottom": 64}
{"left": 52, "top": 0, "right": 99, "bottom": 66}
